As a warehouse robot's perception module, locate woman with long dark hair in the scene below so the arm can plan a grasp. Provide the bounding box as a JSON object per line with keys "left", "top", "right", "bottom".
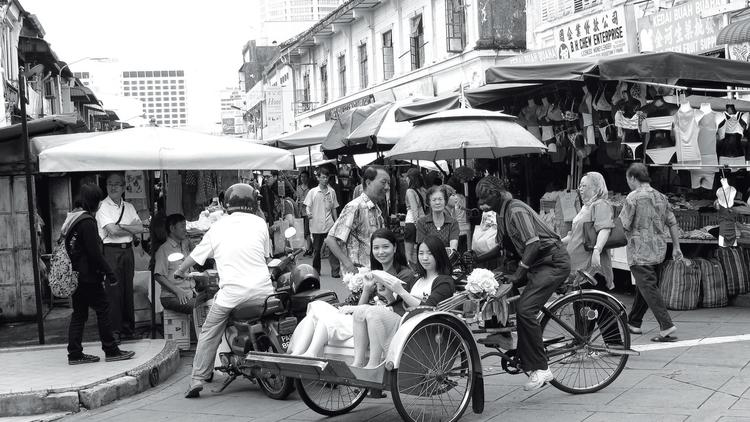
{"left": 351, "top": 235, "right": 455, "bottom": 368}
{"left": 404, "top": 168, "right": 425, "bottom": 265}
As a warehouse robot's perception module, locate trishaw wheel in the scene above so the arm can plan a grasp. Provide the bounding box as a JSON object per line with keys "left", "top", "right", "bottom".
{"left": 391, "top": 319, "right": 475, "bottom": 422}
{"left": 256, "top": 344, "right": 295, "bottom": 400}
{"left": 295, "top": 378, "right": 367, "bottom": 416}
{"left": 541, "top": 294, "right": 629, "bottom": 394}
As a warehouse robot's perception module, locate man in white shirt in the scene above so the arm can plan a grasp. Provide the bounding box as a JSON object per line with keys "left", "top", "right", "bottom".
{"left": 96, "top": 172, "right": 144, "bottom": 340}
{"left": 304, "top": 168, "right": 340, "bottom": 277}
{"left": 175, "top": 183, "right": 273, "bottom": 398}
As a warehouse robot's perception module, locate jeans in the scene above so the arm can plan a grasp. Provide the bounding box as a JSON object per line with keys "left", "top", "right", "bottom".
{"left": 68, "top": 280, "right": 119, "bottom": 358}
{"left": 629, "top": 264, "right": 674, "bottom": 331}
{"left": 516, "top": 245, "right": 570, "bottom": 371}
{"left": 191, "top": 302, "right": 233, "bottom": 382}
{"left": 312, "top": 233, "right": 340, "bottom": 276}
{"left": 103, "top": 245, "right": 135, "bottom": 335}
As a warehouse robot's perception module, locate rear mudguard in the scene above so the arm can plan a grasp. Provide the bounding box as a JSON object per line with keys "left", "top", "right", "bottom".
{"left": 547, "top": 289, "right": 628, "bottom": 317}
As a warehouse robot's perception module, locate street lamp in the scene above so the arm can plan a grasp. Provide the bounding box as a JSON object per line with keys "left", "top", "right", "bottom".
{"left": 56, "top": 57, "right": 114, "bottom": 113}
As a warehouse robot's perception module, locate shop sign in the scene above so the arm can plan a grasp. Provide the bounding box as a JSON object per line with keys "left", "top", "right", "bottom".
{"left": 637, "top": 0, "right": 726, "bottom": 54}
{"left": 324, "top": 94, "right": 375, "bottom": 121}
{"left": 728, "top": 41, "right": 750, "bottom": 62}
{"left": 505, "top": 47, "right": 558, "bottom": 64}
{"left": 264, "top": 85, "right": 284, "bottom": 138}
{"left": 553, "top": 6, "right": 630, "bottom": 59}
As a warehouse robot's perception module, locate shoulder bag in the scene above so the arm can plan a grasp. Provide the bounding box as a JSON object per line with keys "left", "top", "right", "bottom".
{"left": 583, "top": 202, "right": 627, "bottom": 251}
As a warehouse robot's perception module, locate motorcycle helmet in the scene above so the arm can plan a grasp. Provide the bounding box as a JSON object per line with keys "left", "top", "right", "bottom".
{"left": 291, "top": 264, "right": 320, "bottom": 293}
{"left": 223, "top": 183, "right": 258, "bottom": 214}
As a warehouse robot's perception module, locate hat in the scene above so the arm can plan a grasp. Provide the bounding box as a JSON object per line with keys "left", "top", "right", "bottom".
{"left": 716, "top": 178, "right": 737, "bottom": 209}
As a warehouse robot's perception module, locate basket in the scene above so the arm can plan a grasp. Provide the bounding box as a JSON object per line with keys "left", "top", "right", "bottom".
{"left": 674, "top": 209, "right": 699, "bottom": 231}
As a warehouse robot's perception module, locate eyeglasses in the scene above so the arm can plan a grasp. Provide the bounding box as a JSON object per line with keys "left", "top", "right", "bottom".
{"left": 107, "top": 183, "right": 124, "bottom": 188}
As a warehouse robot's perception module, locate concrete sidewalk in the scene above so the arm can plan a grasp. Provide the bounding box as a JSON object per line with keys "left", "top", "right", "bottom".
{"left": 0, "top": 339, "right": 181, "bottom": 417}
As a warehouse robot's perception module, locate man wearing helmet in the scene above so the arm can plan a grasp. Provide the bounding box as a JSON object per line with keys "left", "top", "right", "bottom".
{"left": 174, "top": 183, "right": 274, "bottom": 398}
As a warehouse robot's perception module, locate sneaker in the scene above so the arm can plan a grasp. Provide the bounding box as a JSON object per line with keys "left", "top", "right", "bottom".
{"left": 627, "top": 324, "right": 642, "bottom": 335}
{"left": 185, "top": 380, "right": 204, "bottom": 398}
{"left": 105, "top": 349, "right": 135, "bottom": 362}
{"left": 68, "top": 353, "right": 101, "bottom": 365}
{"left": 524, "top": 368, "right": 554, "bottom": 391}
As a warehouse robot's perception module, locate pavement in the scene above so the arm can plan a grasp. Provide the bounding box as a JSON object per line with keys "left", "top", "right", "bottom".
{"left": 3, "top": 256, "right": 750, "bottom": 421}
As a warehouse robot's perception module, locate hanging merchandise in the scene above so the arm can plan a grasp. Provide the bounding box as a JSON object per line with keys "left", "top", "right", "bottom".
{"left": 674, "top": 101, "right": 701, "bottom": 164}
{"left": 717, "top": 104, "right": 747, "bottom": 170}
{"left": 690, "top": 103, "right": 719, "bottom": 189}
{"left": 717, "top": 177, "right": 739, "bottom": 247}
{"left": 579, "top": 86, "right": 595, "bottom": 145}
{"left": 519, "top": 98, "right": 542, "bottom": 140}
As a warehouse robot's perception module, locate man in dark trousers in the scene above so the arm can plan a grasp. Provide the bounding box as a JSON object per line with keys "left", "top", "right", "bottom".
{"left": 476, "top": 175, "right": 571, "bottom": 391}
{"left": 97, "top": 172, "right": 144, "bottom": 341}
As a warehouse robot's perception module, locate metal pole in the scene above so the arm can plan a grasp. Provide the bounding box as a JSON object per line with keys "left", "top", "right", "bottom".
{"left": 20, "top": 68, "right": 45, "bottom": 344}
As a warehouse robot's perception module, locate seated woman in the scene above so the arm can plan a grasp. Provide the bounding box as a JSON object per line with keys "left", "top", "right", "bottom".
{"left": 352, "top": 235, "right": 455, "bottom": 368}
{"left": 287, "top": 229, "right": 413, "bottom": 357}
{"left": 416, "top": 185, "right": 460, "bottom": 251}
{"left": 153, "top": 214, "right": 195, "bottom": 314}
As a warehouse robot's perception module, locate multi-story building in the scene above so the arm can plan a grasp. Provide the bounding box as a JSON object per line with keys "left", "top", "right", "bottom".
{"left": 220, "top": 88, "right": 246, "bottom": 136}
{"left": 256, "top": 0, "right": 344, "bottom": 45}
{"left": 252, "top": 0, "right": 526, "bottom": 137}
{"left": 120, "top": 69, "right": 187, "bottom": 127}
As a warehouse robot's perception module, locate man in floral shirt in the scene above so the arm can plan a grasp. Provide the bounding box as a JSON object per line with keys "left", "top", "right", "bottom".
{"left": 325, "top": 166, "right": 389, "bottom": 276}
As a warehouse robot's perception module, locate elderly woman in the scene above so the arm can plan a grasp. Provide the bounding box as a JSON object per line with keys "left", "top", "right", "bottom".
{"left": 562, "top": 172, "right": 614, "bottom": 289}
{"left": 416, "top": 185, "right": 459, "bottom": 251}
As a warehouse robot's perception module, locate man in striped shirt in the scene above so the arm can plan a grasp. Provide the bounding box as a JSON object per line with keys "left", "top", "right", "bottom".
{"left": 476, "top": 176, "right": 571, "bottom": 392}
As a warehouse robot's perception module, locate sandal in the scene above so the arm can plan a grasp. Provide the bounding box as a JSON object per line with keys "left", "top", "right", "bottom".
{"left": 650, "top": 334, "right": 678, "bottom": 343}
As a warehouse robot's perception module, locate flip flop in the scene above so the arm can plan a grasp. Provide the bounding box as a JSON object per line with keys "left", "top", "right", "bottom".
{"left": 650, "top": 334, "right": 678, "bottom": 343}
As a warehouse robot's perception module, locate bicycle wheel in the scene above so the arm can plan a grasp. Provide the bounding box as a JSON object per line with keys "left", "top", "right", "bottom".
{"left": 541, "top": 293, "right": 629, "bottom": 394}
{"left": 391, "top": 318, "right": 475, "bottom": 422}
{"left": 295, "top": 378, "right": 367, "bottom": 416}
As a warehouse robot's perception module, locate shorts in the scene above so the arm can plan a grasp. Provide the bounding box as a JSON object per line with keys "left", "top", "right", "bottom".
{"left": 404, "top": 223, "right": 417, "bottom": 243}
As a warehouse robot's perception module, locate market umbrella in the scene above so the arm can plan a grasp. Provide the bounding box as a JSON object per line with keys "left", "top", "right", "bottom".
{"left": 393, "top": 93, "right": 461, "bottom": 122}
{"left": 291, "top": 144, "right": 335, "bottom": 168}
{"left": 344, "top": 99, "right": 418, "bottom": 151}
{"left": 33, "top": 126, "right": 295, "bottom": 172}
{"left": 321, "top": 101, "right": 388, "bottom": 158}
{"left": 274, "top": 120, "right": 335, "bottom": 149}
{"left": 386, "top": 108, "right": 547, "bottom": 161}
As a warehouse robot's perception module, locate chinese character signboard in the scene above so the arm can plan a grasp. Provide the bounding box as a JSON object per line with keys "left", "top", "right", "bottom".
{"left": 553, "top": 6, "right": 634, "bottom": 59}
{"left": 729, "top": 41, "right": 750, "bottom": 62}
{"left": 505, "top": 47, "right": 558, "bottom": 64}
{"left": 264, "top": 85, "right": 283, "bottom": 139}
{"left": 637, "top": 0, "right": 726, "bottom": 54}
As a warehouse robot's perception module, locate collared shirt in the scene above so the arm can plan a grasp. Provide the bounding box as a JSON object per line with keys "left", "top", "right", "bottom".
{"left": 154, "top": 237, "right": 193, "bottom": 298}
{"left": 190, "top": 212, "right": 273, "bottom": 308}
{"left": 618, "top": 185, "right": 677, "bottom": 266}
{"left": 497, "top": 199, "right": 560, "bottom": 260}
{"left": 96, "top": 196, "right": 142, "bottom": 243}
{"left": 328, "top": 193, "right": 384, "bottom": 267}
{"left": 304, "top": 185, "right": 339, "bottom": 234}
{"left": 415, "top": 211, "right": 460, "bottom": 247}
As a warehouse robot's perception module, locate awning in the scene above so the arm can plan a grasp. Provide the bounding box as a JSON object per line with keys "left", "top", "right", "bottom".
{"left": 0, "top": 114, "right": 79, "bottom": 144}
{"left": 18, "top": 36, "right": 59, "bottom": 71}
{"left": 274, "top": 120, "right": 335, "bottom": 149}
{"left": 684, "top": 95, "right": 750, "bottom": 113}
{"left": 485, "top": 52, "right": 750, "bottom": 86}
{"left": 716, "top": 19, "right": 750, "bottom": 45}
{"left": 464, "top": 83, "right": 543, "bottom": 107}
{"left": 290, "top": 144, "right": 336, "bottom": 168}
{"left": 70, "top": 85, "right": 96, "bottom": 102}
{"left": 394, "top": 94, "right": 461, "bottom": 122}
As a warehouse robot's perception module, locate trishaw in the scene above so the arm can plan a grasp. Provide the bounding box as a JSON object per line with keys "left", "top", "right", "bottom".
{"left": 243, "top": 266, "right": 638, "bottom": 422}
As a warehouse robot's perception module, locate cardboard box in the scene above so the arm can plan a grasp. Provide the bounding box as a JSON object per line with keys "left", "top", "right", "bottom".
{"left": 164, "top": 309, "right": 190, "bottom": 350}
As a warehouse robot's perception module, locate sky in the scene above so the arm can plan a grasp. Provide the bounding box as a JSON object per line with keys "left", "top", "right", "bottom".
{"left": 21, "top": 0, "right": 262, "bottom": 132}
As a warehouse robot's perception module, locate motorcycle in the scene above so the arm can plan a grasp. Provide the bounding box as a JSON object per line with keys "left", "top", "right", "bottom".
{"left": 170, "top": 227, "right": 338, "bottom": 400}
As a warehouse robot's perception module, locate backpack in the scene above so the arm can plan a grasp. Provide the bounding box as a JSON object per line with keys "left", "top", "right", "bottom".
{"left": 48, "top": 214, "right": 94, "bottom": 298}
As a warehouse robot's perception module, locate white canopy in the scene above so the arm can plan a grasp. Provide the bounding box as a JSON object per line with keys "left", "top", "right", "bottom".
{"left": 290, "top": 144, "right": 336, "bottom": 168}
{"left": 34, "top": 126, "right": 294, "bottom": 172}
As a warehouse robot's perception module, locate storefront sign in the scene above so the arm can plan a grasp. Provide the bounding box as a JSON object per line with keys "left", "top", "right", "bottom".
{"left": 637, "top": 0, "right": 726, "bottom": 54}
{"left": 264, "top": 85, "right": 283, "bottom": 138}
{"left": 728, "top": 41, "right": 750, "bottom": 61}
{"left": 554, "top": 6, "right": 631, "bottom": 59}
{"left": 505, "top": 47, "right": 558, "bottom": 64}
{"left": 324, "top": 94, "right": 375, "bottom": 121}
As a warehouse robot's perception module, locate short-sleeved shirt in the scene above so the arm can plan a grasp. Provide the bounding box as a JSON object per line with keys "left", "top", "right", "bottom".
{"left": 96, "top": 196, "right": 142, "bottom": 243}
{"left": 154, "top": 237, "right": 193, "bottom": 298}
{"left": 190, "top": 212, "right": 273, "bottom": 308}
{"left": 328, "top": 193, "right": 384, "bottom": 267}
{"left": 567, "top": 200, "right": 614, "bottom": 287}
{"left": 304, "top": 186, "right": 339, "bottom": 234}
{"left": 497, "top": 199, "right": 561, "bottom": 262}
{"left": 618, "top": 185, "right": 677, "bottom": 266}
{"left": 415, "top": 211, "right": 460, "bottom": 247}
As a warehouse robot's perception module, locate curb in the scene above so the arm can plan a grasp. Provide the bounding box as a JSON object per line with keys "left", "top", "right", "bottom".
{"left": 0, "top": 341, "right": 180, "bottom": 417}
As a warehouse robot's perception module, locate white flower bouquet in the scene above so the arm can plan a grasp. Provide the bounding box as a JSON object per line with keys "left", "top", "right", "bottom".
{"left": 342, "top": 266, "right": 370, "bottom": 293}
{"left": 465, "top": 268, "right": 499, "bottom": 297}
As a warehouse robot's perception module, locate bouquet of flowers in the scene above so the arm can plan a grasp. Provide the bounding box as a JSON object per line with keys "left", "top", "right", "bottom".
{"left": 465, "top": 268, "right": 499, "bottom": 297}
{"left": 342, "top": 267, "right": 370, "bottom": 293}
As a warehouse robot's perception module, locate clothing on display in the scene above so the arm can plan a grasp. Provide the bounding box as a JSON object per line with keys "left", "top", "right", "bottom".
{"left": 520, "top": 101, "right": 542, "bottom": 140}
{"left": 615, "top": 111, "right": 647, "bottom": 132}
{"left": 645, "top": 147, "right": 676, "bottom": 164}
{"left": 582, "top": 113, "right": 595, "bottom": 145}
{"left": 718, "top": 110, "right": 747, "bottom": 158}
{"left": 674, "top": 106, "right": 702, "bottom": 164}
{"left": 622, "top": 142, "right": 643, "bottom": 160}
{"left": 719, "top": 155, "right": 746, "bottom": 171}
{"left": 593, "top": 86, "right": 612, "bottom": 112}
{"left": 644, "top": 115, "right": 674, "bottom": 131}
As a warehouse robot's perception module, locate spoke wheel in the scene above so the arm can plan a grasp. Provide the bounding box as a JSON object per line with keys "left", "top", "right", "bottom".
{"left": 542, "top": 294, "right": 629, "bottom": 394}
{"left": 391, "top": 320, "right": 475, "bottom": 422}
{"left": 256, "top": 343, "right": 295, "bottom": 400}
{"left": 295, "top": 378, "right": 367, "bottom": 416}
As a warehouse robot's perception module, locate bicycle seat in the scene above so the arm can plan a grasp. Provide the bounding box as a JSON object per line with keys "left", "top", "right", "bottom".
{"left": 231, "top": 296, "right": 284, "bottom": 321}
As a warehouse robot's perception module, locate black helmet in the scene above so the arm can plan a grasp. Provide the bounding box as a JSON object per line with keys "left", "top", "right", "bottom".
{"left": 223, "top": 183, "right": 258, "bottom": 214}
{"left": 290, "top": 264, "right": 319, "bottom": 293}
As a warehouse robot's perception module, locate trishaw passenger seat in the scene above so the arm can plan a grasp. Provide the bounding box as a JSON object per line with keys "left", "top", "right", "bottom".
{"left": 230, "top": 296, "right": 284, "bottom": 321}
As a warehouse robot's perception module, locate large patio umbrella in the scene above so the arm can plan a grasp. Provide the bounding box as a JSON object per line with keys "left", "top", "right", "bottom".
{"left": 386, "top": 108, "right": 547, "bottom": 162}
{"left": 321, "top": 101, "right": 388, "bottom": 158}
{"left": 394, "top": 94, "right": 461, "bottom": 122}
{"left": 344, "top": 99, "right": 416, "bottom": 151}
{"left": 291, "top": 144, "right": 335, "bottom": 168}
{"left": 33, "top": 126, "right": 295, "bottom": 172}
{"left": 274, "top": 120, "right": 335, "bottom": 149}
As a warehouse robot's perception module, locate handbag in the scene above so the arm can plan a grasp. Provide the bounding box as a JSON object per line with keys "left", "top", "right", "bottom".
{"left": 583, "top": 202, "right": 627, "bottom": 251}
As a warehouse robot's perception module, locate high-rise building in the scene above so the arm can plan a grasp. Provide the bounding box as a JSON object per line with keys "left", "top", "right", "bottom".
{"left": 255, "top": 0, "right": 343, "bottom": 44}
{"left": 120, "top": 69, "right": 187, "bottom": 128}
